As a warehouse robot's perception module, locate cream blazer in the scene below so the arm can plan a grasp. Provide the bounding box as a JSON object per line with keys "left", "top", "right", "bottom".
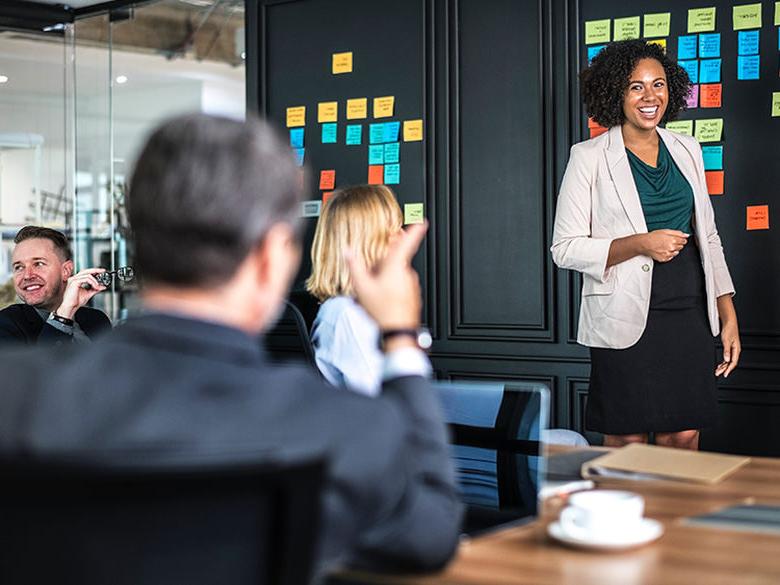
{"left": 551, "top": 126, "right": 735, "bottom": 349}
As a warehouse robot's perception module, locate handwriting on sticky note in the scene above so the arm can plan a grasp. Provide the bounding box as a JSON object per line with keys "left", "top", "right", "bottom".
{"left": 373, "top": 96, "right": 395, "bottom": 119}
{"left": 403, "top": 119, "right": 423, "bottom": 142}
{"left": 318, "top": 101, "right": 338, "bottom": 123}
{"left": 614, "top": 16, "right": 640, "bottom": 41}
{"left": 746, "top": 205, "right": 769, "bottom": 230}
{"left": 695, "top": 118, "right": 723, "bottom": 142}
{"left": 699, "top": 33, "right": 721, "bottom": 58}
{"left": 700, "top": 84, "right": 721, "bottom": 108}
{"left": 383, "top": 121, "right": 401, "bottom": 143}
{"left": 289, "top": 128, "right": 304, "bottom": 148}
{"left": 643, "top": 13, "right": 670, "bottom": 38}
{"left": 688, "top": 7, "right": 716, "bottom": 33}
{"left": 678, "top": 35, "right": 697, "bottom": 60}
{"left": 384, "top": 142, "right": 400, "bottom": 164}
{"left": 404, "top": 203, "right": 424, "bottom": 225}
{"left": 321, "top": 123, "right": 337, "bottom": 144}
{"left": 666, "top": 120, "right": 694, "bottom": 136}
{"left": 737, "top": 55, "right": 760, "bottom": 80}
{"left": 369, "top": 123, "right": 385, "bottom": 144}
{"left": 737, "top": 30, "right": 759, "bottom": 55}
{"left": 347, "top": 98, "right": 368, "bottom": 120}
{"left": 319, "top": 170, "right": 335, "bottom": 191}
{"left": 286, "top": 106, "right": 306, "bottom": 128}
{"left": 772, "top": 92, "right": 780, "bottom": 117}
{"left": 733, "top": 3, "right": 762, "bottom": 30}
{"left": 686, "top": 85, "right": 699, "bottom": 108}
{"left": 384, "top": 163, "right": 400, "bottom": 185}
{"left": 705, "top": 170, "right": 724, "bottom": 195}
{"left": 346, "top": 124, "right": 362, "bottom": 145}
{"left": 699, "top": 58, "right": 721, "bottom": 83}
{"left": 332, "top": 51, "right": 353, "bottom": 74}
{"left": 702, "top": 145, "right": 723, "bottom": 170}
{"left": 680, "top": 60, "right": 699, "bottom": 83}
{"left": 368, "top": 164, "right": 384, "bottom": 185}
{"left": 368, "top": 144, "right": 384, "bottom": 165}
{"left": 585, "top": 19, "right": 610, "bottom": 44}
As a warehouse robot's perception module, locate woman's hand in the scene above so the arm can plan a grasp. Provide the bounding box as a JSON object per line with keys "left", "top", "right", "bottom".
{"left": 641, "top": 229, "right": 689, "bottom": 263}
{"left": 715, "top": 295, "right": 740, "bottom": 378}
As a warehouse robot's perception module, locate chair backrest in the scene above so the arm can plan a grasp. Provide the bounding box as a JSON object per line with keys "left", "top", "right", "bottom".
{"left": 263, "top": 299, "right": 317, "bottom": 369}
{"left": 0, "top": 455, "right": 326, "bottom": 585}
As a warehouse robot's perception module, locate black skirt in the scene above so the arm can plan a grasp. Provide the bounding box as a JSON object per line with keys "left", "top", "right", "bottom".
{"left": 586, "top": 238, "right": 718, "bottom": 435}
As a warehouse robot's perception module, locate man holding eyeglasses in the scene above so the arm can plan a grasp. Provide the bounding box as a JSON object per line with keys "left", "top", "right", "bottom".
{"left": 0, "top": 226, "right": 111, "bottom": 345}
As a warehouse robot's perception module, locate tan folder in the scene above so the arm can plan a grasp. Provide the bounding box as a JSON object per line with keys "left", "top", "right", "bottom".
{"left": 582, "top": 443, "right": 751, "bottom": 484}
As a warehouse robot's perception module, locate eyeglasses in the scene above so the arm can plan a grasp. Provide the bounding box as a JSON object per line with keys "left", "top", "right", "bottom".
{"left": 94, "top": 266, "right": 135, "bottom": 287}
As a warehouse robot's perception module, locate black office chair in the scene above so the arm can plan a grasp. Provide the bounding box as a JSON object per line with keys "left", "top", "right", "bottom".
{"left": 0, "top": 455, "right": 326, "bottom": 585}
{"left": 264, "top": 298, "right": 318, "bottom": 370}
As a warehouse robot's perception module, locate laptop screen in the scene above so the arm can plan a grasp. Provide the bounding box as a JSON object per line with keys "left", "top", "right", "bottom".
{"left": 434, "top": 381, "right": 549, "bottom": 536}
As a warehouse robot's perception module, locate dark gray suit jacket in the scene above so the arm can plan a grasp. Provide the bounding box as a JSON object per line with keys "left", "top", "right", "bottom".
{"left": 0, "top": 314, "right": 462, "bottom": 573}
{"left": 0, "top": 304, "right": 111, "bottom": 345}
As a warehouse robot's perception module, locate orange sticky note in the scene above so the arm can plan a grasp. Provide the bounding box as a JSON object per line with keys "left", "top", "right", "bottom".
{"left": 368, "top": 165, "right": 384, "bottom": 185}
{"left": 403, "top": 119, "right": 423, "bottom": 141}
{"left": 587, "top": 117, "right": 600, "bottom": 128}
{"left": 322, "top": 191, "right": 334, "bottom": 206}
{"left": 373, "top": 96, "right": 395, "bottom": 118}
{"left": 319, "top": 170, "right": 335, "bottom": 190}
{"left": 700, "top": 84, "right": 722, "bottom": 108}
{"left": 590, "top": 125, "right": 608, "bottom": 138}
{"left": 705, "top": 170, "right": 724, "bottom": 195}
{"left": 746, "top": 205, "right": 769, "bottom": 230}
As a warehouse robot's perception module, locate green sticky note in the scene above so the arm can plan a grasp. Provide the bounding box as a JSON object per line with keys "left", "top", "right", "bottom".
{"left": 772, "top": 92, "right": 780, "bottom": 117}
{"left": 665, "top": 120, "right": 694, "bottom": 136}
{"left": 688, "top": 7, "right": 716, "bottom": 33}
{"left": 733, "top": 3, "right": 762, "bottom": 30}
{"left": 775, "top": 2, "right": 780, "bottom": 26}
{"left": 694, "top": 118, "right": 723, "bottom": 143}
{"left": 643, "top": 13, "right": 671, "bottom": 38}
{"left": 614, "top": 16, "right": 640, "bottom": 40}
{"left": 585, "top": 19, "right": 610, "bottom": 44}
{"left": 404, "top": 203, "right": 424, "bottom": 225}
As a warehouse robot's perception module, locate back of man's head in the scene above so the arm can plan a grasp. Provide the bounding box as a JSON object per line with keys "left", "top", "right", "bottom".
{"left": 128, "top": 113, "right": 302, "bottom": 288}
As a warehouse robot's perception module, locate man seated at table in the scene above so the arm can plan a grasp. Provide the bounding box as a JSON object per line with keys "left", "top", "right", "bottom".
{"left": 0, "top": 113, "right": 462, "bottom": 574}
{"left": 0, "top": 226, "right": 111, "bottom": 345}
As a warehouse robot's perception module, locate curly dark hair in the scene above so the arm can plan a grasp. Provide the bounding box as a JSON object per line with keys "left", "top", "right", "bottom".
{"left": 580, "top": 39, "right": 691, "bottom": 128}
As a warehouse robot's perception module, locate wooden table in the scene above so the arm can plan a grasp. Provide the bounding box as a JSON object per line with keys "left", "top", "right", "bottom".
{"left": 337, "top": 451, "right": 780, "bottom": 585}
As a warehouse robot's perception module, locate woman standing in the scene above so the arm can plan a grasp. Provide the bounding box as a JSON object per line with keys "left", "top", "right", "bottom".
{"left": 551, "top": 40, "right": 740, "bottom": 450}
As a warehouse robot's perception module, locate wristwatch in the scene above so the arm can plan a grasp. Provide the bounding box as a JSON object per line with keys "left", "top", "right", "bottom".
{"left": 49, "top": 312, "right": 74, "bottom": 326}
{"left": 380, "top": 327, "right": 433, "bottom": 350}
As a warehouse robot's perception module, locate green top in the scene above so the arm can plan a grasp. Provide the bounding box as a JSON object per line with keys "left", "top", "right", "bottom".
{"left": 626, "top": 139, "right": 694, "bottom": 234}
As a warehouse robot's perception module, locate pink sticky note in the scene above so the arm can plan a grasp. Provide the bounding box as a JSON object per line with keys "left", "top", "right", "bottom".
{"left": 686, "top": 85, "right": 699, "bottom": 108}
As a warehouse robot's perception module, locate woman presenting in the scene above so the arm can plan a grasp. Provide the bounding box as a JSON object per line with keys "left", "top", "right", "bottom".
{"left": 551, "top": 40, "right": 740, "bottom": 450}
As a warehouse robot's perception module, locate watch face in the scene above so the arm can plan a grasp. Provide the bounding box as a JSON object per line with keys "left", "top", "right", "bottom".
{"left": 417, "top": 328, "right": 433, "bottom": 350}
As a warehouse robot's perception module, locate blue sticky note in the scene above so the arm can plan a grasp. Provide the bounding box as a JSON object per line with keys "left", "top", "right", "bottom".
{"left": 345, "top": 124, "right": 362, "bottom": 145}
{"left": 698, "top": 33, "right": 720, "bottom": 58}
{"left": 383, "top": 121, "right": 401, "bottom": 143}
{"left": 293, "top": 147, "right": 305, "bottom": 167}
{"left": 289, "top": 128, "right": 304, "bottom": 149}
{"left": 678, "top": 35, "right": 697, "bottom": 60}
{"left": 737, "top": 55, "right": 760, "bottom": 80}
{"left": 369, "top": 144, "right": 384, "bottom": 164}
{"left": 701, "top": 145, "right": 723, "bottom": 170}
{"left": 699, "top": 59, "right": 721, "bottom": 83}
{"left": 737, "top": 30, "right": 759, "bottom": 56}
{"left": 321, "top": 123, "right": 337, "bottom": 144}
{"left": 679, "top": 60, "right": 699, "bottom": 83}
{"left": 369, "top": 123, "right": 385, "bottom": 144}
{"left": 384, "top": 142, "right": 400, "bottom": 164}
{"left": 384, "top": 163, "right": 400, "bottom": 185}
{"left": 587, "top": 45, "right": 606, "bottom": 63}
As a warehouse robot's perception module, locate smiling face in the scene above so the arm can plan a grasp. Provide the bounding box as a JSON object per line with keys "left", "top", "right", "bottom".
{"left": 12, "top": 238, "right": 72, "bottom": 311}
{"left": 622, "top": 58, "right": 668, "bottom": 133}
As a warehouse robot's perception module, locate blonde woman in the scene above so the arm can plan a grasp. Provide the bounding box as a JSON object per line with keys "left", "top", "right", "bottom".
{"left": 307, "top": 184, "right": 409, "bottom": 396}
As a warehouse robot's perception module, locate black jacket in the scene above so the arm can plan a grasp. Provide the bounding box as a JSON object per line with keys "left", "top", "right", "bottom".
{"left": 0, "top": 304, "right": 111, "bottom": 345}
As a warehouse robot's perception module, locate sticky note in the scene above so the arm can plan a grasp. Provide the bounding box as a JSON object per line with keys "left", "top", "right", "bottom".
{"left": 369, "top": 123, "right": 385, "bottom": 144}
{"left": 293, "top": 147, "right": 305, "bottom": 167}
{"left": 773, "top": 92, "right": 780, "bottom": 116}
{"left": 643, "top": 13, "right": 671, "bottom": 38}
{"left": 373, "top": 96, "right": 395, "bottom": 119}
{"left": 686, "top": 84, "right": 699, "bottom": 108}
{"left": 737, "top": 55, "right": 760, "bottom": 80}
{"left": 705, "top": 170, "right": 724, "bottom": 195}
{"left": 368, "top": 144, "right": 384, "bottom": 165}
{"left": 702, "top": 145, "right": 723, "bottom": 170}
{"left": 384, "top": 163, "right": 400, "bottom": 185}
{"left": 345, "top": 124, "right": 362, "bottom": 145}
{"left": 383, "top": 121, "right": 401, "bottom": 143}
{"left": 680, "top": 60, "right": 699, "bottom": 83}
{"left": 588, "top": 45, "right": 606, "bottom": 63}
{"left": 332, "top": 51, "right": 353, "bottom": 74}
{"left": 322, "top": 191, "right": 334, "bottom": 206}
{"left": 301, "top": 200, "right": 322, "bottom": 218}
{"left": 286, "top": 106, "right": 306, "bottom": 128}
{"left": 678, "top": 35, "right": 697, "bottom": 60}
{"left": 585, "top": 19, "right": 610, "bottom": 44}
{"left": 666, "top": 120, "right": 694, "bottom": 136}
{"left": 384, "top": 142, "right": 400, "bottom": 164}
{"left": 648, "top": 38, "right": 666, "bottom": 52}
{"left": 694, "top": 118, "right": 723, "bottom": 142}
{"left": 321, "top": 123, "right": 337, "bottom": 144}
{"left": 587, "top": 117, "right": 600, "bottom": 128}
{"left": 614, "top": 16, "right": 640, "bottom": 40}
{"left": 733, "top": 3, "right": 762, "bottom": 30}
{"left": 589, "top": 126, "right": 608, "bottom": 138}
{"left": 319, "top": 170, "right": 335, "bottom": 191}
{"left": 738, "top": 30, "right": 760, "bottom": 55}
{"left": 688, "top": 7, "right": 716, "bottom": 33}
{"left": 403, "top": 119, "right": 423, "bottom": 142}
{"left": 776, "top": 2, "right": 780, "bottom": 25}
{"left": 699, "top": 84, "right": 722, "bottom": 108}
{"left": 404, "top": 203, "right": 424, "bottom": 225}
{"left": 347, "top": 98, "right": 368, "bottom": 120}
{"left": 699, "top": 33, "right": 720, "bottom": 58}
{"left": 746, "top": 205, "right": 769, "bottom": 230}
{"left": 699, "top": 59, "right": 721, "bottom": 83}
{"left": 368, "top": 164, "right": 384, "bottom": 185}
{"left": 289, "top": 128, "right": 304, "bottom": 149}
{"left": 318, "top": 101, "right": 338, "bottom": 123}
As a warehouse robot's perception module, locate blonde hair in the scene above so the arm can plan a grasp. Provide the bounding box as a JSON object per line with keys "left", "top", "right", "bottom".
{"left": 306, "top": 184, "right": 402, "bottom": 301}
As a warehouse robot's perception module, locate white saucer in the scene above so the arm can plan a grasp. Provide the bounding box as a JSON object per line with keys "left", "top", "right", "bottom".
{"left": 547, "top": 518, "right": 664, "bottom": 551}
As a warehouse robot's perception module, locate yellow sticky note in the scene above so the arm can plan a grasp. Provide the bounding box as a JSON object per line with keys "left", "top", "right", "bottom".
{"left": 733, "top": 3, "right": 762, "bottom": 30}
{"left": 688, "top": 7, "right": 716, "bottom": 32}
{"left": 772, "top": 92, "right": 780, "bottom": 117}
{"left": 347, "top": 98, "right": 367, "bottom": 120}
{"left": 373, "top": 96, "right": 395, "bottom": 119}
{"left": 694, "top": 118, "right": 724, "bottom": 143}
{"left": 318, "top": 101, "right": 338, "bottom": 123}
{"left": 332, "top": 52, "right": 353, "bottom": 74}
{"left": 648, "top": 38, "right": 667, "bottom": 52}
{"left": 775, "top": 2, "right": 780, "bottom": 26}
{"left": 404, "top": 203, "right": 424, "bottom": 225}
{"left": 666, "top": 120, "right": 694, "bottom": 136}
{"left": 403, "top": 119, "right": 423, "bottom": 142}
{"left": 585, "top": 19, "right": 610, "bottom": 44}
{"left": 643, "top": 13, "right": 671, "bottom": 38}
{"left": 614, "top": 16, "right": 640, "bottom": 40}
{"left": 286, "top": 106, "right": 306, "bottom": 128}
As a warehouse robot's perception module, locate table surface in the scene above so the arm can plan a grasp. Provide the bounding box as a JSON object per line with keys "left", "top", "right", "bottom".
{"left": 339, "top": 450, "right": 780, "bottom": 585}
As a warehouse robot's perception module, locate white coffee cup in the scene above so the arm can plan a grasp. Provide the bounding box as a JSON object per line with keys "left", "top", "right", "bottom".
{"left": 559, "top": 490, "right": 644, "bottom": 540}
